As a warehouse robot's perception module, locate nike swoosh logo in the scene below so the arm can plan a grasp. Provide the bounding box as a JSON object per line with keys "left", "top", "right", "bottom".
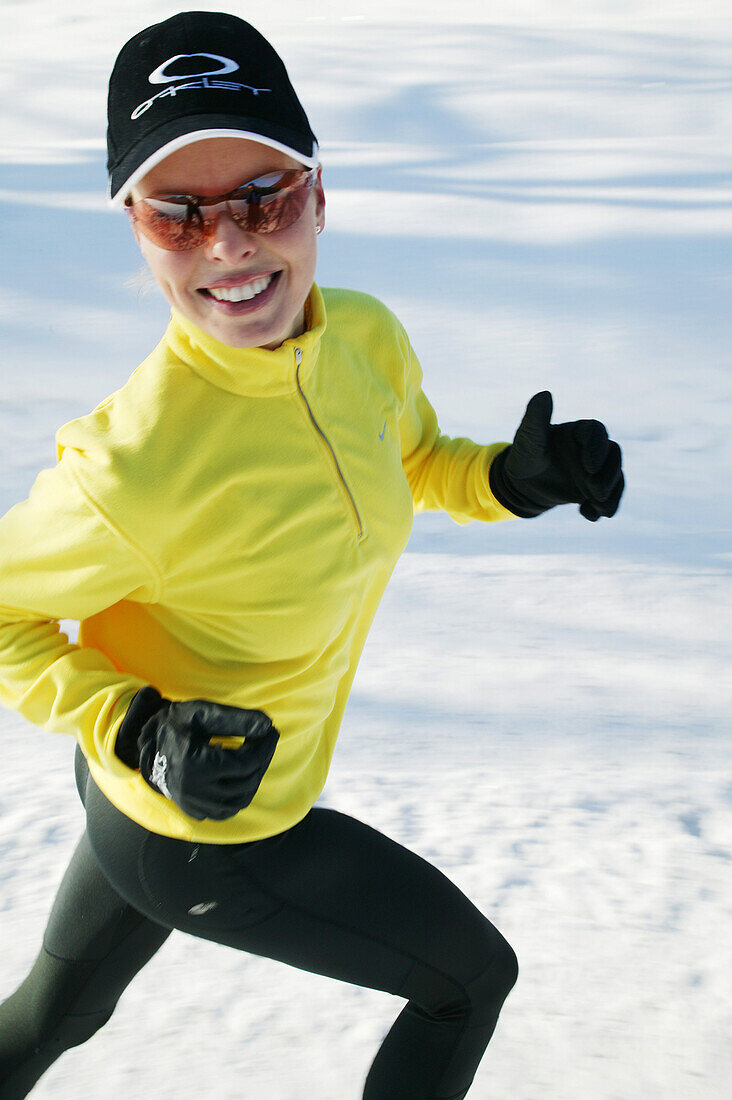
{"left": 379, "top": 420, "right": 387, "bottom": 441}
{"left": 188, "top": 901, "right": 219, "bottom": 916}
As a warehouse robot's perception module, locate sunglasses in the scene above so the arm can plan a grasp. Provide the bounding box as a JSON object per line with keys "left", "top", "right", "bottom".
{"left": 124, "top": 167, "right": 319, "bottom": 251}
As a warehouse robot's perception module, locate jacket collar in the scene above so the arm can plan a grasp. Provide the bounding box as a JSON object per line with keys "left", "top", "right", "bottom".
{"left": 165, "top": 283, "right": 326, "bottom": 398}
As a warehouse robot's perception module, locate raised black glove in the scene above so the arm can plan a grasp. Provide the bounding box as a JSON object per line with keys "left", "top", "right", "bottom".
{"left": 114, "top": 686, "right": 279, "bottom": 821}
{"left": 488, "top": 391, "right": 624, "bottom": 521}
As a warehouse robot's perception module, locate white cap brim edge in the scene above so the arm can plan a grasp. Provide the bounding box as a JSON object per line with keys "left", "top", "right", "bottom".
{"left": 108, "top": 129, "right": 320, "bottom": 206}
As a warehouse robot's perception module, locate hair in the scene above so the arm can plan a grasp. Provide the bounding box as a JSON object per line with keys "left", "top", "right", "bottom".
{"left": 124, "top": 264, "right": 159, "bottom": 300}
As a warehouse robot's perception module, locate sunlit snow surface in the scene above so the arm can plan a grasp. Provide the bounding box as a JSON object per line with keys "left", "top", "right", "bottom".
{"left": 1, "top": 3, "right": 731, "bottom": 1097}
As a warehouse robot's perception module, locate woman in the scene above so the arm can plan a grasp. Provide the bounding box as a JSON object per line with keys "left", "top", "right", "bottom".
{"left": 0, "top": 11, "right": 623, "bottom": 1098}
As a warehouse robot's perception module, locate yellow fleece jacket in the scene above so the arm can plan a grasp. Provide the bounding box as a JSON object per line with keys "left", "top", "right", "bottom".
{"left": 0, "top": 284, "right": 515, "bottom": 842}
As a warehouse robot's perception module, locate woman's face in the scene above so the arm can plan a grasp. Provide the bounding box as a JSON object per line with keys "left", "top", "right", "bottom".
{"left": 130, "top": 137, "right": 325, "bottom": 350}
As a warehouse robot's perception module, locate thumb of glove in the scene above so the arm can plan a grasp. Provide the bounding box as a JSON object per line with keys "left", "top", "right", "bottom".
{"left": 504, "top": 390, "right": 553, "bottom": 481}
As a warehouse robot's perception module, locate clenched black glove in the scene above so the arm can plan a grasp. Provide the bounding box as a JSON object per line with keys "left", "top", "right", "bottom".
{"left": 488, "top": 391, "right": 624, "bottom": 521}
{"left": 114, "top": 686, "right": 279, "bottom": 821}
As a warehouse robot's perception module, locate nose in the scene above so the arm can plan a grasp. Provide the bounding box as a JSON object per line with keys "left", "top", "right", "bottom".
{"left": 204, "top": 211, "right": 259, "bottom": 263}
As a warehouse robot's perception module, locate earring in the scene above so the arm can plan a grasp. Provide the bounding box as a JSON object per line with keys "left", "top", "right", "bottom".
{"left": 315, "top": 225, "right": 322, "bottom": 235}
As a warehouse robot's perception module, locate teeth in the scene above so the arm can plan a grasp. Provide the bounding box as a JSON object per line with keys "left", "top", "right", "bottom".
{"left": 208, "top": 274, "right": 274, "bottom": 302}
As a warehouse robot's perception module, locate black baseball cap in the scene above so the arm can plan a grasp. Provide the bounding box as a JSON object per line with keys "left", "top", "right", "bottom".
{"left": 107, "top": 11, "right": 319, "bottom": 206}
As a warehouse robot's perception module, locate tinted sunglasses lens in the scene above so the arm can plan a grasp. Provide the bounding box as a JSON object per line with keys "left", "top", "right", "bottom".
{"left": 129, "top": 200, "right": 206, "bottom": 251}
{"left": 227, "top": 173, "right": 313, "bottom": 235}
{"left": 127, "top": 170, "right": 316, "bottom": 250}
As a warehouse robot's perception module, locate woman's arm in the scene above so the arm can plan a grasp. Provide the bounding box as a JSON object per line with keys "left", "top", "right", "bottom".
{"left": 0, "top": 455, "right": 157, "bottom": 777}
{"left": 397, "top": 338, "right": 623, "bottom": 525}
{"left": 397, "top": 336, "right": 516, "bottom": 524}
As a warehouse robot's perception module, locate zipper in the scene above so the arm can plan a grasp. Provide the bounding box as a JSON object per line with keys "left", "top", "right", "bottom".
{"left": 294, "top": 346, "right": 364, "bottom": 540}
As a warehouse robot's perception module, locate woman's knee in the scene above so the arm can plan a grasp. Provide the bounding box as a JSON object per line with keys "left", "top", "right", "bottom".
{"left": 0, "top": 948, "right": 115, "bottom": 1097}
{"left": 483, "top": 932, "right": 519, "bottom": 999}
{"left": 492, "top": 931, "right": 519, "bottom": 996}
{"left": 452, "top": 926, "right": 518, "bottom": 1024}
{"left": 406, "top": 921, "right": 518, "bottom": 1028}
{"left": 463, "top": 929, "right": 518, "bottom": 1028}
{"left": 9, "top": 948, "right": 115, "bottom": 1039}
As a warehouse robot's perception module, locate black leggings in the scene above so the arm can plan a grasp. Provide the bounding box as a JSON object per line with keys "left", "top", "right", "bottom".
{"left": 0, "top": 748, "right": 517, "bottom": 1098}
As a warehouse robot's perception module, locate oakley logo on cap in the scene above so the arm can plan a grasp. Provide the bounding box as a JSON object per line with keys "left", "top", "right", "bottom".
{"left": 148, "top": 53, "right": 240, "bottom": 84}
{"left": 131, "top": 55, "right": 272, "bottom": 121}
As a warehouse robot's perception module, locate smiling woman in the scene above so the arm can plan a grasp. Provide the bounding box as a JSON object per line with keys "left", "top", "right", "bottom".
{"left": 0, "top": 8, "right": 624, "bottom": 1100}
{"left": 127, "top": 138, "right": 324, "bottom": 348}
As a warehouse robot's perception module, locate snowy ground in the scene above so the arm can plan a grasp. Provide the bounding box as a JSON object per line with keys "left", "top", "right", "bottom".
{"left": 1, "top": 2, "right": 731, "bottom": 1097}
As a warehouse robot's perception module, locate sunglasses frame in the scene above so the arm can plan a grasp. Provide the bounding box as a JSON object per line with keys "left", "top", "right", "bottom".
{"left": 124, "top": 166, "right": 320, "bottom": 251}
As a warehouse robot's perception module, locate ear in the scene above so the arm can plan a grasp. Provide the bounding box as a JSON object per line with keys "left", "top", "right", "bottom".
{"left": 313, "top": 165, "right": 326, "bottom": 233}
{"left": 124, "top": 199, "right": 142, "bottom": 246}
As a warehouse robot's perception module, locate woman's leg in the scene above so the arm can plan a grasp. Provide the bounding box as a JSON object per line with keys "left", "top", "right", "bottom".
{"left": 85, "top": 774, "right": 518, "bottom": 1100}
{"left": 0, "top": 752, "right": 170, "bottom": 1099}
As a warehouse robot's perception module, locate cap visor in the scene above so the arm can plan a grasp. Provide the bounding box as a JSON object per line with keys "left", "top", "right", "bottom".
{"left": 109, "top": 123, "right": 319, "bottom": 205}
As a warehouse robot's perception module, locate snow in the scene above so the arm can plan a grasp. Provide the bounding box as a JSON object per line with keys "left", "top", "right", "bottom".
{"left": 1, "top": 2, "right": 731, "bottom": 1097}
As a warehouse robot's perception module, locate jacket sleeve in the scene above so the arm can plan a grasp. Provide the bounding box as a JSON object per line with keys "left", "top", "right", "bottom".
{"left": 0, "top": 454, "right": 159, "bottom": 777}
{"left": 397, "top": 334, "right": 518, "bottom": 524}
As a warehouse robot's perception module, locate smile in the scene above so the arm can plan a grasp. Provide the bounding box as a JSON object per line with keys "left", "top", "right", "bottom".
{"left": 198, "top": 271, "right": 281, "bottom": 314}
{"left": 207, "top": 274, "right": 275, "bottom": 302}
